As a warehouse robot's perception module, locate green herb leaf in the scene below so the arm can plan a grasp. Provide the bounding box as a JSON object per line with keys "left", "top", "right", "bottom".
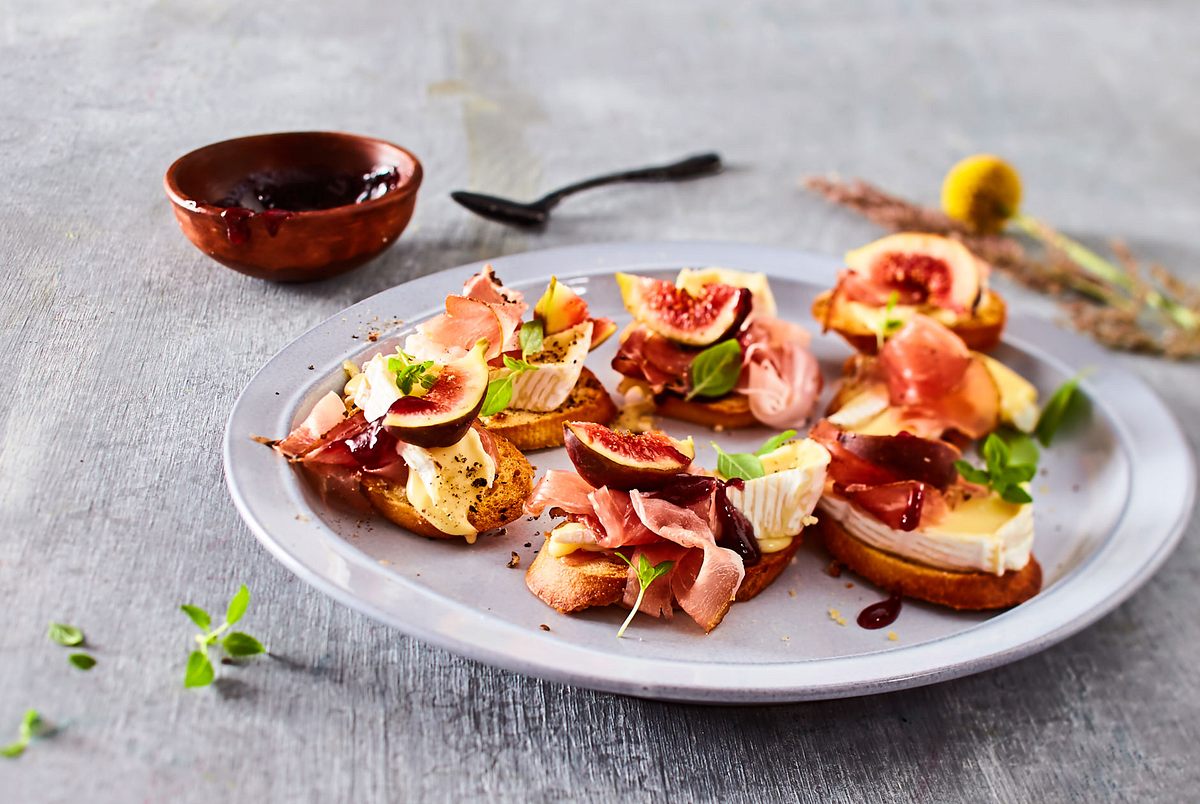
{"left": 68, "top": 653, "right": 96, "bottom": 671}
{"left": 502, "top": 355, "right": 537, "bottom": 373}
{"left": 613, "top": 552, "right": 675, "bottom": 638}
{"left": 180, "top": 605, "right": 211, "bottom": 632}
{"left": 712, "top": 442, "right": 765, "bottom": 481}
{"left": 1035, "top": 375, "right": 1085, "bottom": 447}
{"left": 47, "top": 622, "right": 84, "bottom": 647}
{"left": 225, "top": 584, "right": 250, "bottom": 626}
{"left": 0, "top": 710, "right": 42, "bottom": 759}
{"left": 388, "top": 351, "right": 439, "bottom": 396}
{"left": 953, "top": 460, "right": 990, "bottom": 485}
{"left": 519, "top": 320, "right": 544, "bottom": 358}
{"left": 755, "top": 429, "right": 797, "bottom": 456}
{"left": 481, "top": 376, "right": 514, "bottom": 417}
{"left": 876, "top": 291, "right": 904, "bottom": 349}
{"left": 1000, "top": 485, "right": 1033, "bottom": 504}
{"left": 1004, "top": 430, "right": 1040, "bottom": 468}
{"left": 686, "top": 340, "right": 742, "bottom": 400}
{"left": 184, "top": 650, "right": 214, "bottom": 688}
{"left": 222, "top": 632, "right": 266, "bottom": 657}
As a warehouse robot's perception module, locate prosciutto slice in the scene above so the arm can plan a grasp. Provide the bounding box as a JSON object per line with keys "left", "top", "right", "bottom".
{"left": 525, "top": 470, "right": 597, "bottom": 517}
{"left": 738, "top": 317, "right": 821, "bottom": 428}
{"left": 620, "top": 542, "right": 687, "bottom": 618}
{"left": 405, "top": 267, "right": 528, "bottom": 361}
{"left": 276, "top": 392, "right": 349, "bottom": 458}
{"left": 610, "top": 326, "right": 695, "bottom": 393}
{"left": 629, "top": 492, "right": 745, "bottom": 632}
{"left": 588, "top": 487, "right": 658, "bottom": 548}
{"left": 840, "top": 481, "right": 940, "bottom": 532}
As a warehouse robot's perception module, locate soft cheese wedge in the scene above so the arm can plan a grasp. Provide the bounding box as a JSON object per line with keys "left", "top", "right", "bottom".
{"left": 504, "top": 321, "right": 593, "bottom": 412}
{"left": 721, "top": 439, "right": 830, "bottom": 553}
{"left": 399, "top": 427, "right": 497, "bottom": 540}
{"left": 819, "top": 489, "right": 1034, "bottom": 576}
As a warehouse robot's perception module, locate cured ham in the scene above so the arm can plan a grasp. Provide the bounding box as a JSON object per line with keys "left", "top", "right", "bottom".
{"left": 629, "top": 492, "right": 745, "bottom": 632}
{"left": 406, "top": 266, "right": 528, "bottom": 361}
{"left": 738, "top": 317, "right": 821, "bottom": 428}
{"left": 610, "top": 326, "right": 695, "bottom": 393}
{"left": 588, "top": 487, "right": 658, "bottom": 548}
{"left": 276, "top": 391, "right": 349, "bottom": 458}
{"left": 879, "top": 315, "right": 972, "bottom": 406}
{"left": 620, "top": 542, "right": 687, "bottom": 618}
{"left": 525, "top": 470, "right": 597, "bottom": 517}
{"left": 840, "top": 481, "right": 944, "bottom": 532}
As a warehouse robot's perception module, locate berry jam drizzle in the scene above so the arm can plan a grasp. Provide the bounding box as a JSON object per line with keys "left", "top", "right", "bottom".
{"left": 857, "top": 593, "right": 902, "bottom": 629}
{"left": 208, "top": 165, "right": 400, "bottom": 244}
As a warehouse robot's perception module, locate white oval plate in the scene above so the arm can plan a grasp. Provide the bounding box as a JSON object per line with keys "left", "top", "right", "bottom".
{"left": 224, "top": 242, "right": 1194, "bottom": 703}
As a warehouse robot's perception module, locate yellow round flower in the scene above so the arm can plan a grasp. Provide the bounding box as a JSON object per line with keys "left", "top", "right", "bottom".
{"left": 941, "top": 154, "right": 1023, "bottom": 233}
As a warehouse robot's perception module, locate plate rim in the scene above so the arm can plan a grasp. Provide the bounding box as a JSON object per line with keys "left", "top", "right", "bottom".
{"left": 223, "top": 240, "right": 1196, "bottom": 703}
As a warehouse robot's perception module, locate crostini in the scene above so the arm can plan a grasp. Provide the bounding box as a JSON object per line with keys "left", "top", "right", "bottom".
{"left": 811, "top": 232, "right": 1007, "bottom": 353}
{"left": 611, "top": 267, "right": 821, "bottom": 430}
{"left": 275, "top": 340, "right": 533, "bottom": 542}
{"left": 524, "top": 422, "right": 830, "bottom": 632}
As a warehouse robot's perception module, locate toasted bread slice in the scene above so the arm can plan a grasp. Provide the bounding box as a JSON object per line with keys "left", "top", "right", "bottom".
{"left": 812, "top": 289, "right": 1006, "bottom": 354}
{"left": 525, "top": 534, "right": 803, "bottom": 618}
{"left": 815, "top": 515, "right": 1041, "bottom": 610}
{"left": 653, "top": 391, "right": 759, "bottom": 430}
{"left": 481, "top": 368, "right": 617, "bottom": 451}
{"left": 361, "top": 431, "right": 533, "bottom": 539}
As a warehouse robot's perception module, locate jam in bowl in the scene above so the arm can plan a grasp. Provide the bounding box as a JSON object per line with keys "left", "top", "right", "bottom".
{"left": 164, "top": 131, "right": 422, "bottom": 282}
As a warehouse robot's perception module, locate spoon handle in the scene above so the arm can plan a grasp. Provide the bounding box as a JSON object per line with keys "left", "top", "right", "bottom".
{"left": 538, "top": 152, "right": 722, "bottom": 206}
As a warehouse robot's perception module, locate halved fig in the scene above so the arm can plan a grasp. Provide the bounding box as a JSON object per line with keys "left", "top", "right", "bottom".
{"left": 615, "top": 273, "right": 752, "bottom": 346}
{"left": 562, "top": 421, "right": 695, "bottom": 490}
{"left": 589, "top": 317, "right": 617, "bottom": 349}
{"left": 845, "top": 233, "right": 985, "bottom": 313}
{"left": 534, "top": 276, "right": 590, "bottom": 334}
{"left": 383, "top": 341, "right": 489, "bottom": 448}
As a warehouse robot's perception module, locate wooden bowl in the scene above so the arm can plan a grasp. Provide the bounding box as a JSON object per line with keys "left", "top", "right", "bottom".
{"left": 164, "top": 132, "right": 422, "bottom": 282}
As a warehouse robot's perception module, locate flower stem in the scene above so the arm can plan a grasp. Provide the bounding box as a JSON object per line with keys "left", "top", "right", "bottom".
{"left": 1010, "top": 214, "right": 1198, "bottom": 330}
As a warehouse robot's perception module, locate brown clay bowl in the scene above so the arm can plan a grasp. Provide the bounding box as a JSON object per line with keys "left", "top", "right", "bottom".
{"left": 164, "top": 132, "right": 422, "bottom": 282}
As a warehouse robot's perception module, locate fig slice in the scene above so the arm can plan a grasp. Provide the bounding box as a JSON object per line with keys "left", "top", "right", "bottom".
{"left": 534, "top": 276, "right": 590, "bottom": 335}
{"left": 382, "top": 340, "right": 489, "bottom": 448}
{"left": 616, "top": 273, "right": 752, "bottom": 346}
{"left": 845, "top": 233, "right": 985, "bottom": 313}
{"left": 563, "top": 421, "right": 695, "bottom": 490}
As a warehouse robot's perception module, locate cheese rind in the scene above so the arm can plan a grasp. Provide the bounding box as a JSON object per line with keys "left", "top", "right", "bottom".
{"left": 723, "top": 439, "right": 831, "bottom": 552}
{"left": 818, "top": 490, "right": 1034, "bottom": 575}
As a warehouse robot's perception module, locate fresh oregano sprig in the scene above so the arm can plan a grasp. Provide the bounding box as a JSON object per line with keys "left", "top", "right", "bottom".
{"left": 0, "top": 710, "right": 44, "bottom": 759}
{"left": 712, "top": 429, "right": 798, "bottom": 481}
{"left": 386, "top": 350, "right": 438, "bottom": 396}
{"left": 686, "top": 339, "right": 743, "bottom": 400}
{"left": 181, "top": 584, "right": 266, "bottom": 689}
{"left": 47, "top": 622, "right": 96, "bottom": 670}
{"left": 954, "top": 431, "right": 1037, "bottom": 504}
{"left": 613, "top": 553, "right": 674, "bottom": 638}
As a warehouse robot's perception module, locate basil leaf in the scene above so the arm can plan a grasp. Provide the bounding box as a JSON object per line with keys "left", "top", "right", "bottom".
{"left": 713, "top": 443, "right": 765, "bottom": 481}
{"left": 481, "top": 377, "right": 514, "bottom": 417}
{"left": 47, "top": 622, "right": 84, "bottom": 647}
{"left": 519, "top": 320, "right": 544, "bottom": 357}
{"left": 999, "top": 464, "right": 1037, "bottom": 485}
{"left": 225, "top": 585, "right": 250, "bottom": 626}
{"left": 954, "top": 460, "right": 990, "bottom": 485}
{"left": 68, "top": 653, "right": 96, "bottom": 671}
{"left": 180, "top": 605, "right": 211, "bottom": 632}
{"left": 686, "top": 340, "right": 743, "bottom": 400}
{"left": 1001, "top": 484, "right": 1033, "bottom": 504}
{"left": 1036, "top": 375, "right": 1085, "bottom": 447}
{"left": 222, "top": 632, "right": 266, "bottom": 657}
{"left": 502, "top": 355, "right": 536, "bottom": 373}
{"left": 755, "top": 429, "right": 797, "bottom": 456}
{"left": 1003, "top": 430, "right": 1040, "bottom": 468}
{"left": 184, "top": 650, "right": 214, "bottom": 688}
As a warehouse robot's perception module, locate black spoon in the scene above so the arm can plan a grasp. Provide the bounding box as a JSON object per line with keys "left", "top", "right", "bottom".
{"left": 450, "top": 152, "right": 723, "bottom": 227}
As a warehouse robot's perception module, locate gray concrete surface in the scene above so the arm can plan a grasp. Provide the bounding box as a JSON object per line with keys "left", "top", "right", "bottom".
{"left": 1, "top": 1, "right": 1198, "bottom": 801}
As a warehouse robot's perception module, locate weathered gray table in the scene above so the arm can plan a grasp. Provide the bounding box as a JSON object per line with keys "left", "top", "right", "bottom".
{"left": 3, "top": 1, "right": 1197, "bottom": 801}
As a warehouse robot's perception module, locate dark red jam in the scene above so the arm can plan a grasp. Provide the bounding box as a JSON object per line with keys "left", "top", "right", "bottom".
{"left": 857, "top": 593, "right": 902, "bottom": 629}
{"left": 208, "top": 166, "right": 400, "bottom": 244}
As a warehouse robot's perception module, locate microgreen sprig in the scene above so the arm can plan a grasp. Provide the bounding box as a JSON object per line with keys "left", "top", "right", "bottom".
{"left": 180, "top": 584, "right": 265, "bottom": 689}
{"left": 1035, "top": 373, "right": 1088, "bottom": 447}
{"left": 481, "top": 355, "right": 539, "bottom": 417}
{"left": 686, "top": 339, "right": 743, "bottom": 400}
{"left": 712, "top": 429, "right": 798, "bottom": 481}
{"left": 954, "top": 431, "right": 1038, "bottom": 504}
{"left": 386, "top": 351, "right": 438, "bottom": 396}
{"left": 875, "top": 291, "right": 905, "bottom": 350}
{"left": 0, "top": 710, "right": 44, "bottom": 759}
{"left": 613, "top": 553, "right": 674, "bottom": 639}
